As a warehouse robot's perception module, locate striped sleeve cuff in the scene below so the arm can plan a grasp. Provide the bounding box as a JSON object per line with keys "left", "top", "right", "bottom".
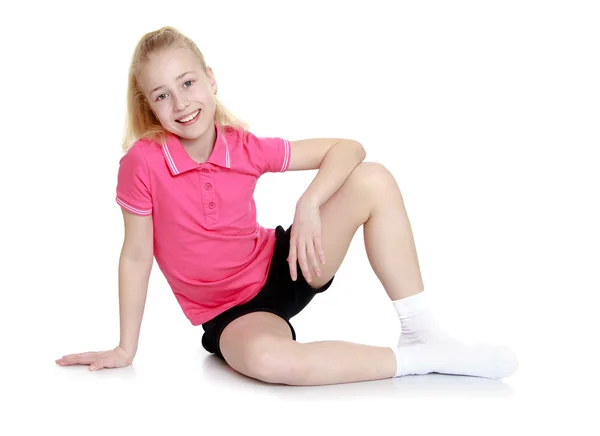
{"left": 279, "top": 139, "right": 291, "bottom": 172}
{"left": 116, "top": 197, "right": 152, "bottom": 216}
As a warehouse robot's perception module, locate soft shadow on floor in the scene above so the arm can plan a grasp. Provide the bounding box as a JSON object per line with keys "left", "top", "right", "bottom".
{"left": 54, "top": 361, "right": 139, "bottom": 381}
{"left": 199, "top": 352, "right": 515, "bottom": 399}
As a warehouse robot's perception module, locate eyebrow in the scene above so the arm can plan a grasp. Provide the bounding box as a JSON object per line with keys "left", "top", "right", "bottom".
{"left": 150, "top": 71, "right": 195, "bottom": 94}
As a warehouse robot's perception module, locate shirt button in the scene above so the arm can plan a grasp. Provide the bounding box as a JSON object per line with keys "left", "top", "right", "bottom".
{"left": 201, "top": 168, "right": 209, "bottom": 173}
{"left": 209, "top": 202, "right": 216, "bottom": 209}
{"left": 205, "top": 183, "right": 212, "bottom": 190}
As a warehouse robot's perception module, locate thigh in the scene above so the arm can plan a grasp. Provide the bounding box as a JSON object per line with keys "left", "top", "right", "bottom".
{"left": 219, "top": 311, "right": 296, "bottom": 381}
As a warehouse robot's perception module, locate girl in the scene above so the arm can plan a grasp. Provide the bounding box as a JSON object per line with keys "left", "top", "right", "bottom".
{"left": 56, "top": 26, "right": 517, "bottom": 386}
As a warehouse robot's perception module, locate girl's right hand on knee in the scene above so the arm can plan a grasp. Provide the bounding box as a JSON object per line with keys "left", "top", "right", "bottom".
{"left": 55, "top": 345, "right": 134, "bottom": 371}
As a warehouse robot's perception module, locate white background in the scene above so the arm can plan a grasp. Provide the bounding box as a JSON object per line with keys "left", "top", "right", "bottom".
{"left": 1, "top": 0, "right": 598, "bottom": 434}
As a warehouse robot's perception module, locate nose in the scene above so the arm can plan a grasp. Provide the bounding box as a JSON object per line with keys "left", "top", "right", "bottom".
{"left": 172, "top": 92, "right": 189, "bottom": 112}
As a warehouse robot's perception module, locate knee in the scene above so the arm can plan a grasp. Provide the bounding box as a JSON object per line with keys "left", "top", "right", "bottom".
{"left": 348, "top": 161, "right": 399, "bottom": 199}
{"left": 243, "top": 340, "right": 305, "bottom": 385}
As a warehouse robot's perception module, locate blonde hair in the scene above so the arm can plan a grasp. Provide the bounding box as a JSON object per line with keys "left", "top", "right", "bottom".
{"left": 121, "top": 26, "right": 249, "bottom": 152}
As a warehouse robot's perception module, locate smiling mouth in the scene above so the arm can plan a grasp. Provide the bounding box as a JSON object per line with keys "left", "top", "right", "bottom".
{"left": 176, "top": 110, "right": 201, "bottom": 123}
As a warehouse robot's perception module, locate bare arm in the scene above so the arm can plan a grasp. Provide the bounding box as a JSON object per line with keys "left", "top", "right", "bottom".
{"left": 118, "top": 209, "right": 154, "bottom": 358}
{"left": 56, "top": 209, "right": 154, "bottom": 371}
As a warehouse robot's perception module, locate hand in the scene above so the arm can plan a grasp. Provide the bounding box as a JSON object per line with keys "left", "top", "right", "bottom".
{"left": 55, "top": 345, "right": 134, "bottom": 371}
{"left": 287, "top": 197, "right": 326, "bottom": 283}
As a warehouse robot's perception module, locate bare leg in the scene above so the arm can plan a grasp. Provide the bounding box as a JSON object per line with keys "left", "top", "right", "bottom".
{"left": 363, "top": 165, "right": 424, "bottom": 300}
{"left": 220, "top": 312, "right": 396, "bottom": 386}
{"left": 303, "top": 162, "right": 423, "bottom": 301}
{"left": 219, "top": 312, "right": 516, "bottom": 386}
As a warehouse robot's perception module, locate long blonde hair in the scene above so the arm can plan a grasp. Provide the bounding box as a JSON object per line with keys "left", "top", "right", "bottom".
{"left": 121, "top": 26, "right": 249, "bottom": 152}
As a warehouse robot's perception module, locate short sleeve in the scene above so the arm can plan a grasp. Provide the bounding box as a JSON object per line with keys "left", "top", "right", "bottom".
{"left": 245, "top": 131, "right": 291, "bottom": 175}
{"left": 115, "top": 144, "right": 153, "bottom": 216}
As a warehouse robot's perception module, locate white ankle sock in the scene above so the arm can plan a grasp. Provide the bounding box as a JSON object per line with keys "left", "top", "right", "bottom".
{"left": 391, "top": 342, "right": 518, "bottom": 379}
{"left": 390, "top": 291, "right": 518, "bottom": 379}
{"left": 393, "top": 291, "right": 449, "bottom": 346}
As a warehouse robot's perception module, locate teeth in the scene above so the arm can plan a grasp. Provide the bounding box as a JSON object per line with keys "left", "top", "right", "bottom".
{"left": 178, "top": 110, "right": 200, "bottom": 123}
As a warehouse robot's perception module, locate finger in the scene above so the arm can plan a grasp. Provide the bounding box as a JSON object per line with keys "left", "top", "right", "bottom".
{"left": 68, "top": 357, "right": 96, "bottom": 365}
{"left": 314, "top": 234, "right": 326, "bottom": 265}
{"left": 297, "top": 239, "right": 311, "bottom": 283}
{"left": 287, "top": 244, "right": 298, "bottom": 281}
{"left": 306, "top": 239, "right": 321, "bottom": 277}
{"left": 58, "top": 358, "right": 93, "bottom": 366}
{"left": 58, "top": 354, "right": 97, "bottom": 365}
{"left": 89, "top": 359, "right": 104, "bottom": 371}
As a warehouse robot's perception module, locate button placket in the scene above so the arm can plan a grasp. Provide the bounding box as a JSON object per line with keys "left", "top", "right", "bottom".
{"left": 199, "top": 168, "right": 218, "bottom": 222}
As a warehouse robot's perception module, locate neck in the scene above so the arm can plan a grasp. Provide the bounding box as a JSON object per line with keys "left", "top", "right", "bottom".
{"left": 178, "top": 121, "right": 216, "bottom": 159}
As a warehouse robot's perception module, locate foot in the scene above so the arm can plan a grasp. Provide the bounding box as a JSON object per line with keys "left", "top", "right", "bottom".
{"left": 393, "top": 293, "right": 518, "bottom": 378}
{"left": 395, "top": 340, "right": 518, "bottom": 379}
{"left": 395, "top": 319, "right": 518, "bottom": 379}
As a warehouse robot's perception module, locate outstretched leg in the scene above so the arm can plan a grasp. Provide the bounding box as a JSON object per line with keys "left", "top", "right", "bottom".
{"left": 219, "top": 312, "right": 397, "bottom": 386}
{"left": 219, "top": 311, "right": 516, "bottom": 386}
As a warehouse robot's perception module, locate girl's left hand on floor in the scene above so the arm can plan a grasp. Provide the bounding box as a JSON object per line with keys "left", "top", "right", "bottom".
{"left": 288, "top": 198, "right": 326, "bottom": 283}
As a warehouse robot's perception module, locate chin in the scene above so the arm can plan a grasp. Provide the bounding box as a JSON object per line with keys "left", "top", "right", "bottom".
{"left": 178, "top": 125, "right": 205, "bottom": 139}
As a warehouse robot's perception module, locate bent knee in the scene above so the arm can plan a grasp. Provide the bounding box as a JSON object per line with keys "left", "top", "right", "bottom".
{"left": 357, "top": 161, "right": 394, "bottom": 183}
{"left": 347, "top": 161, "right": 398, "bottom": 199}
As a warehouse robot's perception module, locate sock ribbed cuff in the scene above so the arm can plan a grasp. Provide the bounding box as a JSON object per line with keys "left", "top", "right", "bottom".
{"left": 392, "top": 291, "right": 430, "bottom": 319}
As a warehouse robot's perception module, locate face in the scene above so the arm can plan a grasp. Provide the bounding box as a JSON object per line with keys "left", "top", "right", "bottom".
{"left": 138, "top": 46, "right": 217, "bottom": 140}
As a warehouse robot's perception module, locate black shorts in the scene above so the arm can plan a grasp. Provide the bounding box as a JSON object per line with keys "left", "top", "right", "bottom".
{"left": 201, "top": 224, "right": 335, "bottom": 360}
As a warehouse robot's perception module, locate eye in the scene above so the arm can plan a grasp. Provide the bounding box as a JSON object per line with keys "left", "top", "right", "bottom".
{"left": 183, "top": 80, "right": 193, "bottom": 88}
{"left": 156, "top": 93, "right": 167, "bottom": 102}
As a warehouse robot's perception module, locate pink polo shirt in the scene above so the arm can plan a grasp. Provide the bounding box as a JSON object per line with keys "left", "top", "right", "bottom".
{"left": 115, "top": 121, "right": 291, "bottom": 325}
